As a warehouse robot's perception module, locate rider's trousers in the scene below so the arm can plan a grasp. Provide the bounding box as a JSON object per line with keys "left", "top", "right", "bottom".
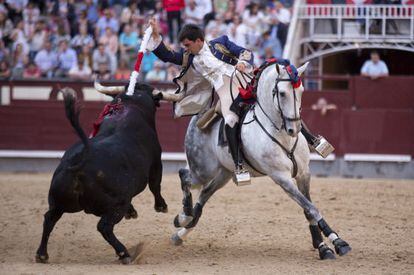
{"left": 215, "top": 72, "right": 249, "bottom": 128}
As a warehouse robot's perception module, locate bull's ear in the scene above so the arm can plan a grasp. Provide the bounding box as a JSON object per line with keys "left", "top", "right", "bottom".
{"left": 297, "top": 62, "right": 309, "bottom": 77}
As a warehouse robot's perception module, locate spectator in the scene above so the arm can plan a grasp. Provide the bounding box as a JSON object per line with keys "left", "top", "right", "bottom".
{"left": 23, "top": 61, "right": 41, "bottom": 78}
{"left": 11, "top": 43, "right": 28, "bottom": 77}
{"left": 119, "top": 23, "right": 139, "bottom": 68}
{"left": 226, "top": 15, "right": 248, "bottom": 48}
{"left": 274, "top": 1, "right": 290, "bottom": 48}
{"left": 163, "top": 0, "right": 185, "bottom": 44}
{"left": 242, "top": 3, "right": 266, "bottom": 47}
{"left": 84, "top": 0, "right": 99, "bottom": 24}
{"left": 311, "top": 97, "right": 337, "bottom": 116}
{"left": 93, "top": 62, "right": 111, "bottom": 80}
{"left": 120, "top": 1, "right": 143, "bottom": 28}
{"left": 34, "top": 41, "right": 58, "bottom": 78}
{"left": 183, "top": 0, "right": 204, "bottom": 26}
{"left": 92, "top": 43, "right": 113, "bottom": 73}
{"left": 10, "top": 20, "right": 30, "bottom": 55}
{"left": 55, "top": 39, "right": 77, "bottom": 77}
{"left": 76, "top": 10, "right": 94, "bottom": 36}
{"left": 145, "top": 61, "right": 166, "bottom": 82}
{"left": 22, "top": 2, "right": 40, "bottom": 37}
{"left": 0, "top": 40, "right": 10, "bottom": 62}
{"left": 0, "top": 11, "right": 14, "bottom": 47}
{"left": 268, "top": 15, "right": 285, "bottom": 54}
{"left": 222, "top": 0, "right": 236, "bottom": 24}
{"left": 0, "top": 60, "right": 11, "bottom": 78}
{"left": 114, "top": 58, "right": 130, "bottom": 80}
{"left": 361, "top": 51, "right": 389, "bottom": 79}
{"left": 99, "top": 26, "right": 119, "bottom": 56}
{"left": 80, "top": 44, "right": 93, "bottom": 69}
{"left": 27, "top": 20, "right": 47, "bottom": 60}
{"left": 71, "top": 24, "right": 95, "bottom": 54}
{"left": 68, "top": 59, "right": 92, "bottom": 80}
{"left": 95, "top": 8, "right": 119, "bottom": 39}
{"left": 260, "top": 30, "right": 282, "bottom": 60}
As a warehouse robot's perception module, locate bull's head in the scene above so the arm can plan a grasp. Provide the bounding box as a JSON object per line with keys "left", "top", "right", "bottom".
{"left": 94, "top": 82, "right": 184, "bottom": 105}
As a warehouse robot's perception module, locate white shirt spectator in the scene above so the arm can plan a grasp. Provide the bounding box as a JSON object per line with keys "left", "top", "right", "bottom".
{"left": 184, "top": 0, "right": 204, "bottom": 25}
{"left": 57, "top": 48, "right": 77, "bottom": 70}
{"left": 69, "top": 63, "right": 92, "bottom": 79}
{"left": 35, "top": 49, "right": 57, "bottom": 72}
{"left": 276, "top": 7, "right": 291, "bottom": 24}
{"left": 361, "top": 60, "right": 389, "bottom": 77}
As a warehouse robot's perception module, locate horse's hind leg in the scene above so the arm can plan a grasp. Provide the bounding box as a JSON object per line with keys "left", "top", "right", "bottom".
{"left": 297, "top": 173, "right": 335, "bottom": 260}
{"left": 171, "top": 168, "right": 232, "bottom": 246}
{"left": 271, "top": 172, "right": 351, "bottom": 257}
{"left": 35, "top": 208, "right": 64, "bottom": 263}
{"left": 173, "top": 168, "right": 195, "bottom": 229}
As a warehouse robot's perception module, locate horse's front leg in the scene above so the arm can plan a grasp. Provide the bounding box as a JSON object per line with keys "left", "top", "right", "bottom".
{"left": 171, "top": 168, "right": 232, "bottom": 246}
{"left": 271, "top": 171, "right": 352, "bottom": 257}
{"left": 296, "top": 172, "right": 335, "bottom": 260}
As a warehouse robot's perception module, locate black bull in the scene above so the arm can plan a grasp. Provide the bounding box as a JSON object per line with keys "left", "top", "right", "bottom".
{"left": 35, "top": 84, "right": 168, "bottom": 264}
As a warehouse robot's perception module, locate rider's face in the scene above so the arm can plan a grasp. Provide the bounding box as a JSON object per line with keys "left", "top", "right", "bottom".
{"left": 181, "top": 38, "right": 204, "bottom": 55}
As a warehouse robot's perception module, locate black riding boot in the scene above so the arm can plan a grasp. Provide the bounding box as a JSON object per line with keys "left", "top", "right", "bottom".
{"left": 225, "top": 123, "right": 251, "bottom": 186}
{"left": 301, "top": 121, "right": 335, "bottom": 158}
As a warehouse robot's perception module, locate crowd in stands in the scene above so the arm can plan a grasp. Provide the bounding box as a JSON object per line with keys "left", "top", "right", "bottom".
{"left": 0, "top": 0, "right": 293, "bottom": 82}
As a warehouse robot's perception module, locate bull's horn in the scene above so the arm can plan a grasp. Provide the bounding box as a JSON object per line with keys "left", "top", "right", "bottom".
{"left": 153, "top": 90, "right": 184, "bottom": 102}
{"left": 94, "top": 81, "right": 125, "bottom": 95}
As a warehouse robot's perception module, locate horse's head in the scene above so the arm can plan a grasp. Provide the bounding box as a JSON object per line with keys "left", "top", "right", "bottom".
{"left": 257, "top": 61, "right": 309, "bottom": 137}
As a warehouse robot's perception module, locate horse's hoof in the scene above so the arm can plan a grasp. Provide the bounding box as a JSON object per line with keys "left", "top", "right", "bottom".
{"left": 35, "top": 253, "right": 49, "bottom": 263}
{"left": 174, "top": 213, "right": 193, "bottom": 228}
{"left": 171, "top": 233, "right": 183, "bottom": 246}
{"left": 154, "top": 204, "right": 168, "bottom": 213}
{"left": 120, "top": 256, "right": 132, "bottom": 265}
{"left": 333, "top": 238, "right": 352, "bottom": 256}
{"left": 318, "top": 245, "right": 336, "bottom": 260}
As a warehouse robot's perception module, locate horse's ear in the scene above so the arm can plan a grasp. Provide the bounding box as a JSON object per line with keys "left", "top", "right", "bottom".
{"left": 297, "top": 62, "right": 309, "bottom": 77}
{"left": 276, "top": 64, "right": 282, "bottom": 75}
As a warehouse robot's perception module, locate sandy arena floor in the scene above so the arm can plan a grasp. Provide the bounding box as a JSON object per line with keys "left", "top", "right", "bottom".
{"left": 0, "top": 173, "right": 413, "bottom": 274}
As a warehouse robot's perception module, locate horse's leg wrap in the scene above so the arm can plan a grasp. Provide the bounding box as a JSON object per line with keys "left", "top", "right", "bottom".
{"left": 309, "top": 224, "right": 323, "bottom": 249}
{"left": 318, "top": 218, "right": 351, "bottom": 256}
{"left": 174, "top": 169, "right": 194, "bottom": 228}
{"left": 185, "top": 203, "right": 203, "bottom": 229}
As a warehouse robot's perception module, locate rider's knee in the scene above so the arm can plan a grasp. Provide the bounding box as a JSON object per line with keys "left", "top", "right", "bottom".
{"left": 224, "top": 114, "right": 239, "bottom": 128}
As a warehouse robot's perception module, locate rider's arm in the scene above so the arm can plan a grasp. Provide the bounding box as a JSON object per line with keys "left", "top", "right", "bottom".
{"left": 219, "top": 35, "right": 254, "bottom": 66}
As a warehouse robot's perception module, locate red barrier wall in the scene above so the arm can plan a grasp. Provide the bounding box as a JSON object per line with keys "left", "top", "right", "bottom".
{"left": 0, "top": 76, "right": 413, "bottom": 156}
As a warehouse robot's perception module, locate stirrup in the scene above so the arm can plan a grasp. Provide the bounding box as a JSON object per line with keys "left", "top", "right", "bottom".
{"left": 312, "top": 136, "right": 335, "bottom": 158}
{"left": 232, "top": 166, "right": 251, "bottom": 186}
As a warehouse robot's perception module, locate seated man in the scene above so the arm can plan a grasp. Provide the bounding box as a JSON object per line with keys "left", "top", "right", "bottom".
{"left": 361, "top": 51, "right": 389, "bottom": 80}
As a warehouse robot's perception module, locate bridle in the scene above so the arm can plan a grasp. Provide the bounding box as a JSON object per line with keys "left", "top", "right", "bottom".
{"left": 248, "top": 63, "right": 302, "bottom": 177}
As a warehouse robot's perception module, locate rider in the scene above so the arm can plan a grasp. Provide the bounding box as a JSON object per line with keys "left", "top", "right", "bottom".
{"left": 147, "top": 18, "right": 254, "bottom": 184}
{"left": 145, "top": 18, "right": 332, "bottom": 185}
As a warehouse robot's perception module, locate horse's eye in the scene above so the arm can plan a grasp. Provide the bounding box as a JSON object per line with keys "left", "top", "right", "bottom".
{"left": 280, "top": 91, "right": 286, "bottom": 98}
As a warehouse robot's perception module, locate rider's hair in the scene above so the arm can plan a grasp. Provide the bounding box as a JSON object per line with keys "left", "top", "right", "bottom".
{"left": 178, "top": 24, "right": 205, "bottom": 42}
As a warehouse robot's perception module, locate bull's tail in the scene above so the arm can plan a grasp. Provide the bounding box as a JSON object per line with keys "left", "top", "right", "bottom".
{"left": 62, "top": 88, "right": 89, "bottom": 170}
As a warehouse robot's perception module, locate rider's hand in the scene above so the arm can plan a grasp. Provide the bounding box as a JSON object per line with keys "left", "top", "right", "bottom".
{"left": 236, "top": 62, "right": 246, "bottom": 72}
{"left": 149, "top": 17, "right": 160, "bottom": 39}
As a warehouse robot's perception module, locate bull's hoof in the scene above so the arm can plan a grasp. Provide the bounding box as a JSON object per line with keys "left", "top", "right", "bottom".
{"left": 318, "top": 245, "right": 336, "bottom": 260}
{"left": 35, "top": 253, "right": 49, "bottom": 263}
{"left": 171, "top": 233, "right": 183, "bottom": 246}
{"left": 120, "top": 256, "right": 132, "bottom": 265}
{"left": 333, "top": 238, "right": 352, "bottom": 256}
{"left": 125, "top": 209, "right": 138, "bottom": 220}
{"left": 174, "top": 213, "right": 193, "bottom": 228}
{"left": 154, "top": 204, "right": 168, "bottom": 213}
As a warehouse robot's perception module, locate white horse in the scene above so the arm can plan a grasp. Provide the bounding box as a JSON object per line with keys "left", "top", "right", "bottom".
{"left": 170, "top": 61, "right": 351, "bottom": 260}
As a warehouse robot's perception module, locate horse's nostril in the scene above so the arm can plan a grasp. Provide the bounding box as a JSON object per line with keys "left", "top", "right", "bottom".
{"left": 288, "top": 129, "right": 294, "bottom": 135}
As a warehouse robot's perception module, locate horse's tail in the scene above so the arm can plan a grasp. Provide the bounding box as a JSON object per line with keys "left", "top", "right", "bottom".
{"left": 62, "top": 88, "right": 89, "bottom": 171}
